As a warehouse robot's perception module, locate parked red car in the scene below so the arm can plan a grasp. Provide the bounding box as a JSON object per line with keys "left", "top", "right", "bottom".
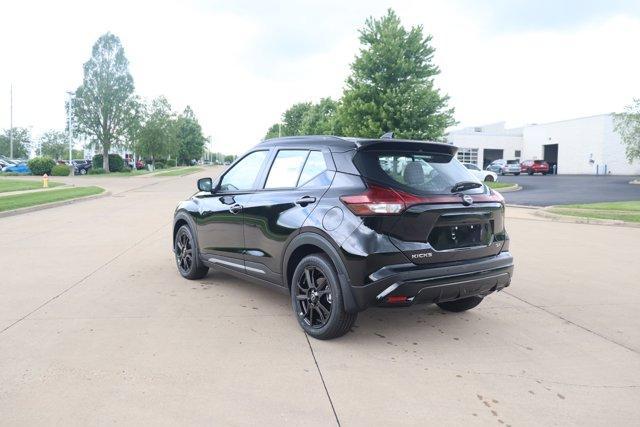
{"left": 520, "top": 160, "right": 550, "bottom": 175}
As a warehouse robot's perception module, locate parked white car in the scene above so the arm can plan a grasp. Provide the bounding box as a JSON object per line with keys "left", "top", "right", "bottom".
{"left": 463, "top": 163, "right": 498, "bottom": 182}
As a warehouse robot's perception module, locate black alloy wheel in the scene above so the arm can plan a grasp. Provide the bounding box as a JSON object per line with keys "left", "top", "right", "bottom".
{"left": 175, "top": 225, "right": 208, "bottom": 279}
{"left": 295, "top": 266, "right": 333, "bottom": 329}
{"left": 291, "top": 254, "right": 357, "bottom": 339}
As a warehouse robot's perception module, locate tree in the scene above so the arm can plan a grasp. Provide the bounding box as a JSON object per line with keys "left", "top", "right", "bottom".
{"left": 338, "top": 9, "right": 455, "bottom": 140}
{"left": 264, "top": 98, "right": 339, "bottom": 139}
{"left": 175, "top": 106, "right": 206, "bottom": 165}
{"left": 39, "top": 130, "right": 68, "bottom": 159}
{"left": 72, "top": 33, "right": 139, "bottom": 172}
{"left": 136, "top": 97, "right": 175, "bottom": 167}
{"left": 613, "top": 99, "right": 640, "bottom": 162}
{"left": 0, "top": 127, "right": 31, "bottom": 158}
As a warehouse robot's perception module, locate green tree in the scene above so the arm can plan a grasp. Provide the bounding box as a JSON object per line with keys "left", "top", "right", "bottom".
{"left": 300, "top": 98, "right": 340, "bottom": 135}
{"left": 338, "top": 9, "right": 455, "bottom": 140}
{"left": 613, "top": 99, "right": 640, "bottom": 162}
{"left": 39, "top": 130, "right": 68, "bottom": 159}
{"left": 0, "top": 127, "right": 31, "bottom": 158}
{"left": 72, "top": 33, "right": 139, "bottom": 172}
{"left": 136, "top": 97, "right": 175, "bottom": 167}
{"left": 175, "top": 106, "right": 206, "bottom": 165}
{"left": 264, "top": 99, "right": 339, "bottom": 139}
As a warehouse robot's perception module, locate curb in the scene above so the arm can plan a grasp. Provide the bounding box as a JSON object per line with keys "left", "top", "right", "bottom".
{"left": 534, "top": 207, "right": 640, "bottom": 228}
{"left": 0, "top": 190, "right": 110, "bottom": 219}
{"left": 493, "top": 184, "right": 521, "bottom": 193}
{"left": 506, "top": 203, "right": 539, "bottom": 209}
{"left": 0, "top": 183, "right": 74, "bottom": 197}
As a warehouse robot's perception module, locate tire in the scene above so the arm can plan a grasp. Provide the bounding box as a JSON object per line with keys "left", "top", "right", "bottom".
{"left": 291, "top": 253, "right": 357, "bottom": 340}
{"left": 542, "top": 172, "right": 547, "bottom": 175}
{"left": 484, "top": 175, "right": 494, "bottom": 182}
{"left": 80, "top": 168, "right": 87, "bottom": 175}
{"left": 514, "top": 173, "right": 520, "bottom": 176}
{"left": 174, "top": 225, "right": 208, "bottom": 280}
{"left": 437, "top": 296, "right": 483, "bottom": 312}
{"left": 527, "top": 169, "right": 534, "bottom": 176}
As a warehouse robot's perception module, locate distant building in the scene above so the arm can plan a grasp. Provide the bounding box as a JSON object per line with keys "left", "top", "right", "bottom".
{"left": 446, "top": 114, "right": 640, "bottom": 175}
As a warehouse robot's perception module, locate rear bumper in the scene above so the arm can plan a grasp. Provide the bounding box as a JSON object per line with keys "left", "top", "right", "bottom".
{"left": 349, "top": 252, "right": 514, "bottom": 310}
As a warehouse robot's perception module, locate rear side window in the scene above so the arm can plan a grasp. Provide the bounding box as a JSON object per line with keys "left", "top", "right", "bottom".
{"left": 265, "top": 150, "right": 308, "bottom": 189}
{"left": 220, "top": 150, "right": 268, "bottom": 191}
{"left": 298, "top": 151, "right": 327, "bottom": 186}
{"left": 354, "top": 150, "right": 483, "bottom": 195}
{"left": 507, "top": 160, "right": 519, "bottom": 164}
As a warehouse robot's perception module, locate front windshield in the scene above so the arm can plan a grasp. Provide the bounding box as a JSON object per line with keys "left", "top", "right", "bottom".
{"left": 353, "top": 150, "right": 484, "bottom": 195}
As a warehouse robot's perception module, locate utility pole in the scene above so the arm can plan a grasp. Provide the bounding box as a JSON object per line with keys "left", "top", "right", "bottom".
{"left": 9, "top": 84, "right": 13, "bottom": 158}
{"left": 66, "top": 91, "right": 74, "bottom": 164}
{"left": 278, "top": 122, "right": 282, "bottom": 138}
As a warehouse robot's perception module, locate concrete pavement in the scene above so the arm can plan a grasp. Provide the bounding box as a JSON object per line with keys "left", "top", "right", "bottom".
{"left": 1, "top": 168, "right": 639, "bottom": 426}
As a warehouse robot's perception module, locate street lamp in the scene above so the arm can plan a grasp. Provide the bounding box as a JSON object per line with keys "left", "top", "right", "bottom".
{"left": 66, "top": 91, "right": 74, "bottom": 165}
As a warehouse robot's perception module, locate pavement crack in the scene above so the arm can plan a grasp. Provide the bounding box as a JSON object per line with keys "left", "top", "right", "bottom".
{"left": 304, "top": 333, "right": 341, "bottom": 426}
{"left": 0, "top": 220, "right": 171, "bottom": 336}
{"left": 504, "top": 291, "right": 639, "bottom": 355}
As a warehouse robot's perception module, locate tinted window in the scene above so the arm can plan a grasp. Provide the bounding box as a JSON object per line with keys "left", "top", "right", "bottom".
{"left": 354, "top": 150, "right": 483, "bottom": 195}
{"left": 464, "top": 163, "right": 480, "bottom": 171}
{"left": 265, "top": 150, "right": 308, "bottom": 189}
{"left": 507, "top": 160, "right": 519, "bottom": 165}
{"left": 298, "top": 151, "right": 327, "bottom": 186}
{"left": 220, "top": 151, "right": 267, "bottom": 191}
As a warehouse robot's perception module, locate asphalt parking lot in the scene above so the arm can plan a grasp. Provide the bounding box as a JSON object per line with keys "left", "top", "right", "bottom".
{"left": 1, "top": 169, "right": 639, "bottom": 426}
{"left": 499, "top": 174, "right": 640, "bottom": 206}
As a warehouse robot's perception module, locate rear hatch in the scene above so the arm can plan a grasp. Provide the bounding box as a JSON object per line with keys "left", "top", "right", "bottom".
{"left": 350, "top": 141, "right": 506, "bottom": 265}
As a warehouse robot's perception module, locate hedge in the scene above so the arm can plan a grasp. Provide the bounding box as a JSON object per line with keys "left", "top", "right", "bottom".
{"left": 88, "top": 167, "right": 106, "bottom": 175}
{"left": 92, "top": 154, "right": 125, "bottom": 172}
{"left": 166, "top": 159, "right": 177, "bottom": 167}
{"left": 28, "top": 157, "right": 56, "bottom": 175}
{"left": 51, "top": 164, "right": 71, "bottom": 176}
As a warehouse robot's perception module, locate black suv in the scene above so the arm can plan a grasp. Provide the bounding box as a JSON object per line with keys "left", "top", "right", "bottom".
{"left": 173, "top": 136, "right": 513, "bottom": 339}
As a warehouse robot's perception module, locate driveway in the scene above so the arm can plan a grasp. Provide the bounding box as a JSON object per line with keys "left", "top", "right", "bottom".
{"left": 499, "top": 174, "right": 640, "bottom": 206}
{"left": 1, "top": 169, "right": 639, "bottom": 425}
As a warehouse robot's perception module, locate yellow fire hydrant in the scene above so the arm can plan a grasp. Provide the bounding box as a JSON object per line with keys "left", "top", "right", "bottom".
{"left": 42, "top": 173, "right": 49, "bottom": 188}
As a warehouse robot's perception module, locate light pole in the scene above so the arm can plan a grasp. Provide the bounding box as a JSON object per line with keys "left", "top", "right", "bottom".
{"left": 66, "top": 91, "right": 74, "bottom": 165}
{"left": 9, "top": 84, "right": 13, "bottom": 158}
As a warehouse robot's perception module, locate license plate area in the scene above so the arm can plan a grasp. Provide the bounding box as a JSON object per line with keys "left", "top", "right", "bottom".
{"left": 428, "top": 222, "right": 492, "bottom": 250}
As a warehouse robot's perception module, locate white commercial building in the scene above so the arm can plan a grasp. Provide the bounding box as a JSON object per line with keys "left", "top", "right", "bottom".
{"left": 446, "top": 114, "right": 640, "bottom": 175}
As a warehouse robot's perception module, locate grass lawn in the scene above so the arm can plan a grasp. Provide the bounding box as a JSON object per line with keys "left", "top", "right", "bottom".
{"left": 0, "top": 186, "right": 105, "bottom": 212}
{"left": 486, "top": 181, "right": 517, "bottom": 189}
{"left": 154, "top": 167, "right": 204, "bottom": 177}
{"left": 0, "top": 179, "right": 63, "bottom": 193}
{"left": 549, "top": 201, "right": 640, "bottom": 223}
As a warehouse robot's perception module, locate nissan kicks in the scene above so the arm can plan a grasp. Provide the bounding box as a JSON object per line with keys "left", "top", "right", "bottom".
{"left": 173, "top": 136, "right": 514, "bottom": 339}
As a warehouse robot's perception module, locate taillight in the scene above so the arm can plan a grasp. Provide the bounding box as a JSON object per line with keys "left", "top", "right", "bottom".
{"left": 340, "top": 184, "right": 419, "bottom": 216}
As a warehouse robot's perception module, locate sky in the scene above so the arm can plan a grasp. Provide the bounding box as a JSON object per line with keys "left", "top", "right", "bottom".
{"left": 1, "top": 0, "right": 640, "bottom": 154}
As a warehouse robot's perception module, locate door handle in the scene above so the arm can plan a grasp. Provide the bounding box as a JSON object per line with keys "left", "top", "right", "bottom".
{"left": 295, "top": 196, "right": 316, "bottom": 206}
{"left": 229, "top": 203, "right": 242, "bottom": 214}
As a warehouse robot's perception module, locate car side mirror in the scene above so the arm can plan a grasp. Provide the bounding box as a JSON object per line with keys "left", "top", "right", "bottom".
{"left": 197, "top": 177, "right": 213, "bottom": 192}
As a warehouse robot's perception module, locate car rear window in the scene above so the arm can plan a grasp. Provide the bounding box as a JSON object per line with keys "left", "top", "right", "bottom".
{"left": 534, "top": 160, "right": 545, "bottom": 164}
{"left": 507, "top": 160, "right": 519, "bottom": 164}
{"left": 353, "top": 150, "right": 484, "bottom": 195}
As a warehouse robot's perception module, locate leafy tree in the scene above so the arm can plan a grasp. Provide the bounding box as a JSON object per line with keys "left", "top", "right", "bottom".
{"left": 264, "top": 98, "right": 339, "bottom": 139}
{"left": 0, "top": 127, "right": 31, "bottom": 158}
{"left": 72, "top": 33, "right": 139, "bottom": 172}
{"left": 224, "top": 154, "right": 235, "bottom": 163}
{"left": 175, "top": 106, "right": 206, "bottom": 165}
{"left": 613, "top": 99, "right": 640, "bottom": 162}
{"left": 136, "top": 97, "right": 175, "bottom": 167}
{"left": 338, "top": 9, "right": 455, "bottom": 140}
{"left": 300, "top": 98, "right": 340, "bottom": 135}
{"left": 39, "top": 130, "right": 68, "bottom": 159}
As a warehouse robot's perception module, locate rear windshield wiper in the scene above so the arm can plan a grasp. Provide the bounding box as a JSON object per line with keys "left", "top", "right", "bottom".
{"left": 451, "top": 181, "right": 483, "bottom": 193}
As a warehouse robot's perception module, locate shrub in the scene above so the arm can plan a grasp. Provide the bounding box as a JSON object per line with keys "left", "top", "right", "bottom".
{"left": 166, "top": 159, "right": 177, "bottom": 167}
{"left": 88, "top": 167, "right": 106, "bottom": 175}
{"left": 92, "top": 154, "right": 125, "bottom": 172}
{"left": 51, "top": 164, "right": 71, "bottom": 176}
{"left": 154, "top": 162, "right": 166, "bottom": 169}
{"left": 27, "top": 157, "right": 56, "bottom": 175}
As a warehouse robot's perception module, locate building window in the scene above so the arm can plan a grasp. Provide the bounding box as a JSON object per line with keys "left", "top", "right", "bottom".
{"left": 457, "top": 148, "right": 478, "bottom": 164}
{"left": 515, "top": 150, "right": 521, "bottom": 158}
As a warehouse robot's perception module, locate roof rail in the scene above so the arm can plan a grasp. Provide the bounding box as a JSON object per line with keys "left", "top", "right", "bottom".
{"left": 380, "top": 132, "right": 394, "bottom": 139}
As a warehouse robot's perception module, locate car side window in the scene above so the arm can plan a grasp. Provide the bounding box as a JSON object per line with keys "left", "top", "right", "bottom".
{"left": 298, "top": 151, "right": 327, "bottom": 186}
{"left": 220, "top": 150, "right": 268, "bottom": 191}
{"left": 265, "top": 150, "right": 309, "bottom": 189}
